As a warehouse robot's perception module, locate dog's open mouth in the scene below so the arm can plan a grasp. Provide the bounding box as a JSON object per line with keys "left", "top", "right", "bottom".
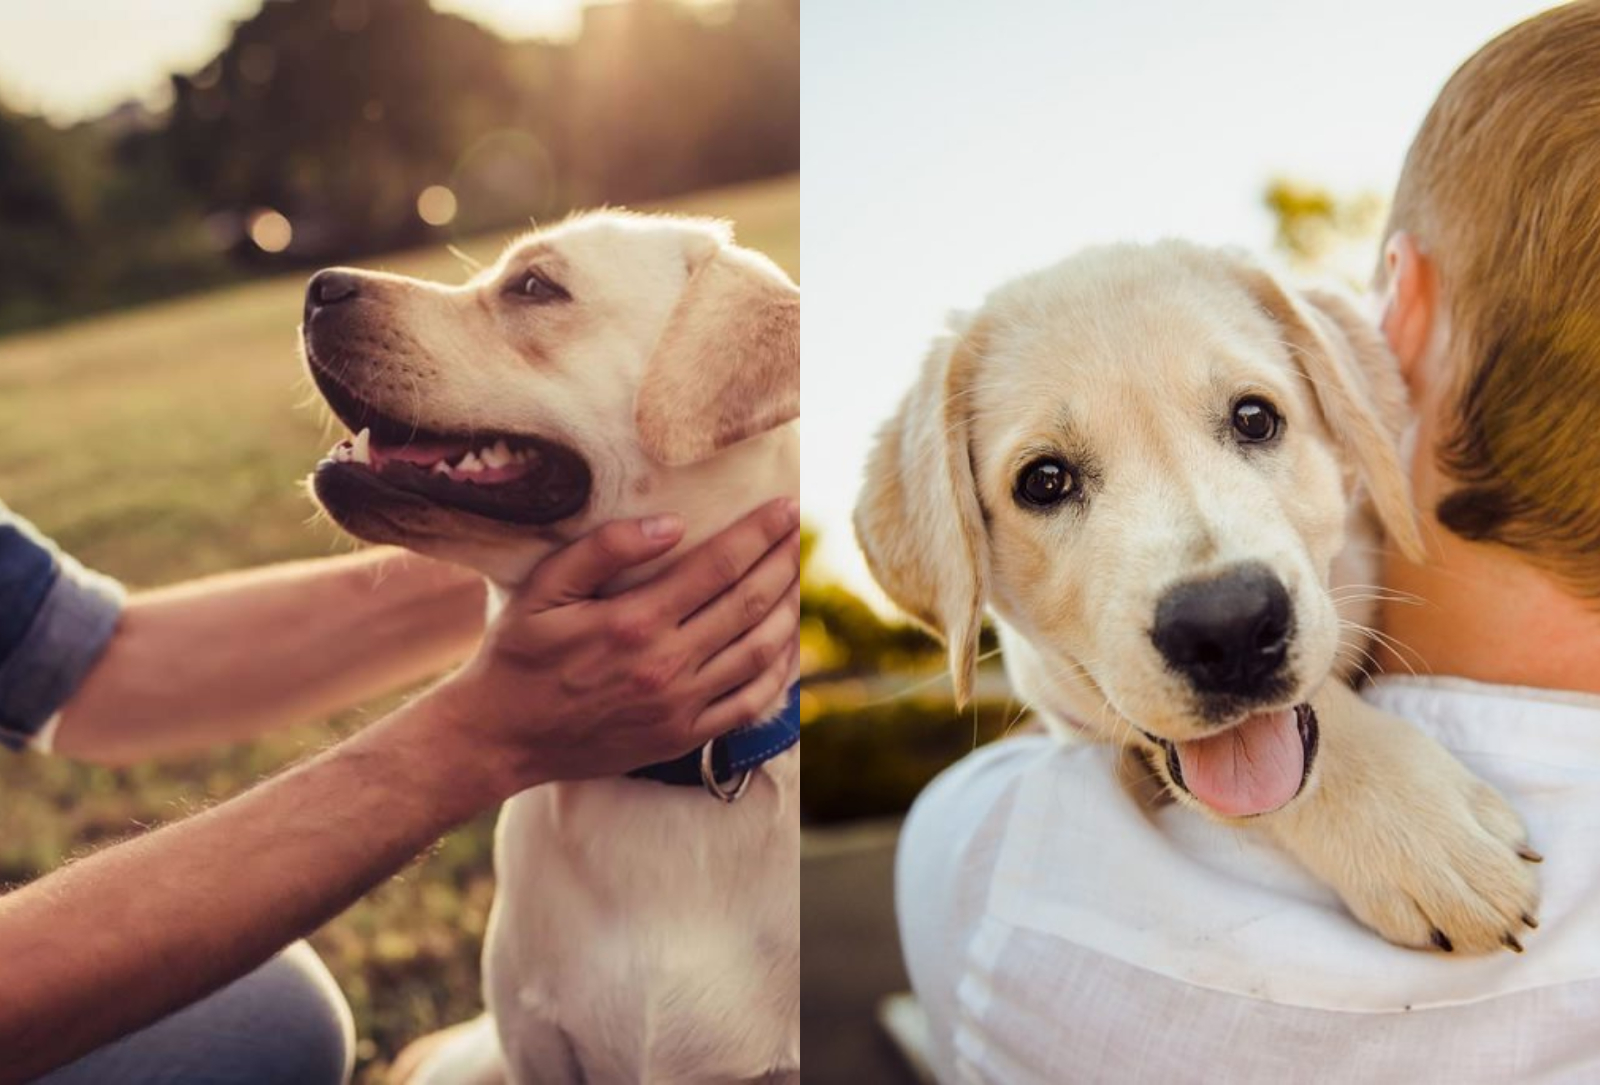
{"left": 1145, "top": 703, "right": 1319, "bottom": 818}
{"left": 311, "top": 372, "right": 590, "bottom": 526}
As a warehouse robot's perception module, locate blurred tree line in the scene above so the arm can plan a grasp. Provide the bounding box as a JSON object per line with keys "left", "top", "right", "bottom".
{"left": 0, "top": 0, "right": 798, "bottom": 334}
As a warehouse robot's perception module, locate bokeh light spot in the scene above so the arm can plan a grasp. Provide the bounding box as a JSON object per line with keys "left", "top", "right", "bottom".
{"left": 417, "top": 185, "right": 458, "bottom": 227}
{"left": 249, "top": 209, "right": 292, "bottom": 253}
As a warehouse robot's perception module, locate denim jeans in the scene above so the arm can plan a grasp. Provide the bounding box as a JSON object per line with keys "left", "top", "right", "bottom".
{"left": 36, "top": 942, "right": 355, "bottom": 1085}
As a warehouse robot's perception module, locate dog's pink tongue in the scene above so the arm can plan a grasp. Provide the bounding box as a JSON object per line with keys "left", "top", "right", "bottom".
{"left": 375, "top": 439, "right": 473, "bottom": 466}
{"left": 1175, "top": 708, "right": 1302, "bottom": 817}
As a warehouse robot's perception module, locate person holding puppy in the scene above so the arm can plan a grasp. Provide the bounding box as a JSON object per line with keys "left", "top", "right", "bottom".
{"left": 897, "top": 4, "right": 1600, "bottom": 1080}
{"left": 0, "top": 495, "right": 799, "bottom": 1083}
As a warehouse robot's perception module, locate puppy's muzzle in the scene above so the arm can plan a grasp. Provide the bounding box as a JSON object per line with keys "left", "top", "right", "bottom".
{"left": 1151, "top": 563, "right": 1292, "bottom": 700}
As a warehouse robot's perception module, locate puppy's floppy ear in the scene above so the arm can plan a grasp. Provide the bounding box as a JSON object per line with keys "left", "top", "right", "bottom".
{"left": 1230, "top": 262, "right": 1425, "bottom": 561}
{"left": 635, "top": 242, "right": 799, "bottom": 466}
{"left": 855, "top": 318, "right": 991, "bottom": 706}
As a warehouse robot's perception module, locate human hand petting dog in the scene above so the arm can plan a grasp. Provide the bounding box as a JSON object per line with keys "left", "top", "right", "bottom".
{"left": 434, "top": 496, "right": 802, "bottom": 795}
{"left": 0, "top": 501, "right": 798, "bottom": 1083}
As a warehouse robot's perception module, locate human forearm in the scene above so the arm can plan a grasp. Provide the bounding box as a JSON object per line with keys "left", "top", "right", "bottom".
{"left": 1, "top": 505, "right": 799, "bottom": 1081}
{"left": 54, "top": 548, "right": 485, "bottom": 763}
{"left": 0, "top": 683, "right": 503, "bottom": 1082}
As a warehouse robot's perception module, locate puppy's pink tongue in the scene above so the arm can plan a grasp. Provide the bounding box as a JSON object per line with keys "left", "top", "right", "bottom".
{"left": 1174, "top": 708, "right": 1303, "bottom": 817}
{"left": 375, "top": 439, "right": 473, "bottom": 466}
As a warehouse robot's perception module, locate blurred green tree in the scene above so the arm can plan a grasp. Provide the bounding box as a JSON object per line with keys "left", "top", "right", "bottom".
{"left": 1263, "top": 176, "right": 1384, "bottom": 277}
{"left": 166, "top": 0, "right": 536, "bottom": 258}
{"left": 0, "top": 0, "right": 800, "bottom": 332}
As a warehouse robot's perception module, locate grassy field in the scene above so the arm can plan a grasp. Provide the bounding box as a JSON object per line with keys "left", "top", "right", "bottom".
{"left": 0, "top": 175, "right": 797, "bottom": 1080}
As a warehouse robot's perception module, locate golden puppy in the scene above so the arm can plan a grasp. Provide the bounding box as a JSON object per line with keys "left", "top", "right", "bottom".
{"left": 856, "top": 241, "right": 1538, "bottom": 954}
{"left": 302, "top": 212, "right": 800, "bottom": 1083}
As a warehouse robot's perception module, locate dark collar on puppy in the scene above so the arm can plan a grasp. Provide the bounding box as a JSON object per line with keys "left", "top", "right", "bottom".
{"left": 627, "top": 687, "right": 800, "bottom": 800}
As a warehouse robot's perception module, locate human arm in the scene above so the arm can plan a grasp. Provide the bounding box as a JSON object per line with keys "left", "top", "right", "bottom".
{"left": 0, "top": 499, "right": 800, "bottom": 1081}
{"left": 52, "top": 548, "right": 487, "bottom": 765}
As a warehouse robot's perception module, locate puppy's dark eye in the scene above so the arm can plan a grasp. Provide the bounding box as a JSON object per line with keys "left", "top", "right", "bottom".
{"left": 1015, "top": 458, "right": 1074, "bottom": 509}
{"left": 506, "top": 270, "right": 570, "bottom": 304}
{"left": 1231, "top": 397, "right": 1281, "bottom": 443}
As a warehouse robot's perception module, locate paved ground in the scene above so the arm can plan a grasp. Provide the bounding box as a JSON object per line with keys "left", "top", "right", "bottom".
{"left": 801, "top": 820, "right": 923, "bottom": 1085}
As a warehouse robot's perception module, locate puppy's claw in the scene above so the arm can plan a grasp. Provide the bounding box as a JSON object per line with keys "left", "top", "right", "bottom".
{"left": 1518, "top": 845, "right": 1544, "bottom": 863}
{"left": 1430, "top": 929, "right": 1454, "bottom": 953}
{"left": 1522, "top": 913, "right": 1539, "bottom": 930}
{"left": 1503, "top": 934, "right": 1525, "bottom": 954}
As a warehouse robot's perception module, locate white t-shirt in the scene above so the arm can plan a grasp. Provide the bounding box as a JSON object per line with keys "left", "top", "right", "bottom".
{"left": 897, "top": 676, "right": 1600, "bottom": 1084}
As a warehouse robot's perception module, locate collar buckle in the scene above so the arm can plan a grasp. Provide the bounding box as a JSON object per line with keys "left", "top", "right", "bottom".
{"left": 700, "top": 739, "right": 753, "bottom": 803}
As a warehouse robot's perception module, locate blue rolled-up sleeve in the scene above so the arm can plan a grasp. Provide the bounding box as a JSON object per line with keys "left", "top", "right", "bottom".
{"left": 0, "top": 503, "right": 124, "bottom": 751}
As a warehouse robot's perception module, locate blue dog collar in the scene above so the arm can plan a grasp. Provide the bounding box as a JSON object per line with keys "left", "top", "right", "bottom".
{"left": 628, "top": 687, "right": 800, "bottom": 800}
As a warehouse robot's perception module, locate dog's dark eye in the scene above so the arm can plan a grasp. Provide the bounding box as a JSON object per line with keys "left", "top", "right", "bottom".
{"left": 1015, "top": 458, "right": 1074, "bottom": 509}
{"left": 1231, "top": 397, "right": 1281, "bottom": 443}
{"left": 506, "top": 270, "right": 570, "bottom": 304}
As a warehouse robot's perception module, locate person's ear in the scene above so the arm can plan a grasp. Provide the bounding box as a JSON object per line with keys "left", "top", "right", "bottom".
{"left": 1378, "top": 232, "right": 1437, "bottom": 397}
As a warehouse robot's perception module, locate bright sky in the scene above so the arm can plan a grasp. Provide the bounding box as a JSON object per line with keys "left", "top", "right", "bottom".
{"left": 0, "top": 0, "right": 590, "bottom": 123}
{"left": 802, "top": 0, "right": 1555, "bottom": 602}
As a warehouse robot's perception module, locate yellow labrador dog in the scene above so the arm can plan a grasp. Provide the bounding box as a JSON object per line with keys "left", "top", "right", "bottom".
{"left": 301, "top": 212, "right": 799, "bottom": 1082}
{"left": 857, "top": 241, "right": 1539, "bottom": 954}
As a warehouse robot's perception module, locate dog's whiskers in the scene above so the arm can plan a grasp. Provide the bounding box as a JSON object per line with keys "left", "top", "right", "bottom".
{"left": 857, "top": 645, "right": 1006, "bottom": 708}
{"left": 998, "top": 698, "right": 1034, "bottom": 743}
{"left": 1339, "top": 617, "right": 1424, "bottom": 678}
{"left": 1330, "top": 583, "right": 1424, "bottom": 606}
{"left": 1364, "top": 625, "right": 1426, "bottom": 678}
{"left": 404, "top": 369, "right": 426, "bottom": 447}
{"left": 1333, "top": 639, "right": 1380, "bottom": 686}
{"left": 448, "top": 244, "right": 484, "bottom": 276}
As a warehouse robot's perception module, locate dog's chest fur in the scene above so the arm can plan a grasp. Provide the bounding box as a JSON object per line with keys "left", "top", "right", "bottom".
{"left": 477, "top": 594, "right": 800, "bottom": 1083}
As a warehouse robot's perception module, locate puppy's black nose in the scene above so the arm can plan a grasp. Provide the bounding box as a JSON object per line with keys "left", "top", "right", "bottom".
{"left": 1151, "top": 564, "right": 1292, "bottom": 698}
{"left": 306, "top": 269, "right": 360, "bottom": 310}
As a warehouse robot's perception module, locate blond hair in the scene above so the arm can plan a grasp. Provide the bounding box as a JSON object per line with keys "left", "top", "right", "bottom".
{"left": 1382, "top": 0, "right": 1600, "bottom": 593}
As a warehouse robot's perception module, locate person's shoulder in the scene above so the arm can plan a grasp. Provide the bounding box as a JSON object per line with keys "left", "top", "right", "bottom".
{"left": 904, "top": 735, "right": 1035, "bottom": 846}
{"left": 901, "top": 733, "right": 1112, "bottom": 893}
{"left": 908, "top": 732, "right": 1088, "bottom": 831}
{"left": 896, "top": 735, "right": 1070, "bottom": 1032}
{"left": 928, "top": 730, "right": 1055, "bottom": 786}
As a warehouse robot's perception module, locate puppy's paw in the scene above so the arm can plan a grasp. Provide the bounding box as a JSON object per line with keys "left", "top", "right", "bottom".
{"left": 1331, "top": 774, "right": 1540, "bottom": 955}
{"left": 1269, "top": 695, "right": 1540, "bottom": 955}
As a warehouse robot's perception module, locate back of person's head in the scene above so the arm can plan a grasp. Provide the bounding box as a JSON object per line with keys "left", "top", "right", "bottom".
{"left": 1381, "top": 0, "right": 1600, "bottom": 594}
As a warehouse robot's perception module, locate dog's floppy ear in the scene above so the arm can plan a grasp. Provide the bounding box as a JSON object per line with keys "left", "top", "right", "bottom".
{"left": 1230, "top": 263, "right": 1425, "bottom": 561}
{"left": 635, "top": 242, "right": 799, "bottom": 466}
{"left": 855, "top": 318, "right": 991, "bottom": 706}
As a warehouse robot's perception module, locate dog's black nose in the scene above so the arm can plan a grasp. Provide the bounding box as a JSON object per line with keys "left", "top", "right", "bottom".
{"left": 306, "top": 269, "right": 361, "bottom": 310}
{"left": 1151, "top": 564, "right": 1292, "bottom": 697}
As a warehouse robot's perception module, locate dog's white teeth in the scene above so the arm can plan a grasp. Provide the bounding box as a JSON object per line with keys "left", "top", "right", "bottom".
{"left": 480, "top": 442, "right": 511, "bottom": 469}
{"left": 431, "top": 461, "right": 451, "bottom": 476}
{"left": 457, "top": 451, "right": 484, "bottom": 473}
{"left": 350, "top": 428, "right": 372, "bottom": 466}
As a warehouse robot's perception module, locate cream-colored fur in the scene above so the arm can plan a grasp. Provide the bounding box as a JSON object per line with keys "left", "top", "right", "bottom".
{"left": 856, "top": 241, "right": 1538, "bottom": 954}
{"left": 302, "top": 212, "right": 799, "bottom": 1082}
